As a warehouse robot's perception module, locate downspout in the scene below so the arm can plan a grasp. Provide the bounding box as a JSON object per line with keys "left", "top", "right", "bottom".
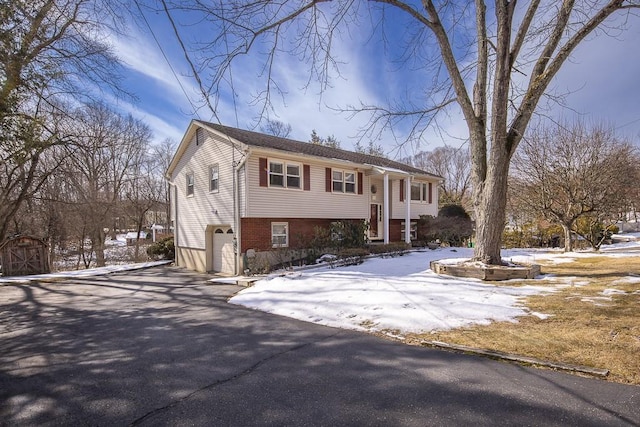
{"left": 166, "top": 181, "right": 178, "bottom": 265}
{"left": 405, "top": 176, "right": 412, "bottom": 244}
{"left": 233, "top": 152, "right": 249, "bottom": 275}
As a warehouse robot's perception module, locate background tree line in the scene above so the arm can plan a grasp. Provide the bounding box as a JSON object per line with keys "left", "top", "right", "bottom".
{"left": 1, "top": 0, "right": 174, "bottom": 268}
{"left": 409, "top": 120, "right": 639, "bottom": 251}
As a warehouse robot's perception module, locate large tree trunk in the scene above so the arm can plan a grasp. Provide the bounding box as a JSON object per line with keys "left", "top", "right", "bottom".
{"left": 90, "top": 227, "right": 107, "bottom": 267}
{"left": 561, "top": 223, "right": 573, "bottom": 252}
{"left": 472, "top": 146, "right": 510, "bottom": 265}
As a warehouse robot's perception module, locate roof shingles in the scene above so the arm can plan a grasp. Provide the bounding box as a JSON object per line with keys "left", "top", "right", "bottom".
{"left": 198, "top": 120, "right": 440, "bottom": 179}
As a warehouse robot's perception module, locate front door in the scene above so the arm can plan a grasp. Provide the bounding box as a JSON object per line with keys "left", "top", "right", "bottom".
{"left": 370, "top": 203, "right": 382, "bottom": 239}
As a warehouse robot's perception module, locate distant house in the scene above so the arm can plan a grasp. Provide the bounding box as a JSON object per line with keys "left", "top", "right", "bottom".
{"left": 166, "top": 121, "right": 442, "bottom": 275}
{"left": 125, "top": 231, "right": 148, "bottom": 246}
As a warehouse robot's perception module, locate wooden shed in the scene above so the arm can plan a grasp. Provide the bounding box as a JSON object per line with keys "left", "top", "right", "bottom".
{"left": 0, "top": 236, "right": 50, "bottom": 276}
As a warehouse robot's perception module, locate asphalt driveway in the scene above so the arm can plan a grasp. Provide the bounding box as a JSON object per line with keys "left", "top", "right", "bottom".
{"left": 1, "top": 266, "right": 638, "bottom": 426}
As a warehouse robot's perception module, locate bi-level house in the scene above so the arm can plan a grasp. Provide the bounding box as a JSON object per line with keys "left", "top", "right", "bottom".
{"left": 166, "top": 121, "right": 442, "bottom": 275}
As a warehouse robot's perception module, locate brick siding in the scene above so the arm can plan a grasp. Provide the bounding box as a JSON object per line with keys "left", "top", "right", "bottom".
{"left": 241, "top": 217, "right": 409, "bottom": 252}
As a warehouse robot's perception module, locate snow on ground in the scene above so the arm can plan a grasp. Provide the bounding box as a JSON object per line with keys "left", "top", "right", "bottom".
{"left": 2, "top": 236, "right": 638, "bottom": 335}
{"left": 0, "top": 261, "right": 172, "bottom": 284}
{"left": 50, "top": 234, "right": 147, "bottom": 271}
{"left": 230, "top": 241, "right": 640, "bottom": 335}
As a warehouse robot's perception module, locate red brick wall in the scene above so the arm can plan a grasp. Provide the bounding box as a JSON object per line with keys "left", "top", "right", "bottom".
{"left": 389, "top": 219, "right": 403, "bottom": 242}
{"left": 241, "top": 218, "right": 369, "bottom": 252}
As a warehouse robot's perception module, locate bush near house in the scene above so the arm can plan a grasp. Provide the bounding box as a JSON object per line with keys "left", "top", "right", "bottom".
{"left": 418, "top": 204, "right": 473, "bottom": 247}
{"left": 305, "top": 220, "right": 370, "bottom": 264}
{"left": 369, "top": 242, "right": 411, "bottom": 257}
{"left": 146, "top": 236, "right": 175, "bottom": 260}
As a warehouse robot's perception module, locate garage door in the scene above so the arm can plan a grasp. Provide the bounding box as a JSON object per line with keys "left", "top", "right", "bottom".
{"left": 212, "top": 229, "right": 235, "bottom": 274}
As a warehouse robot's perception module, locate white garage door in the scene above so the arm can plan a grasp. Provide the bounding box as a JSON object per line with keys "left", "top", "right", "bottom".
{"left": 212, "top": 229, "right": 235, "bottom": 274}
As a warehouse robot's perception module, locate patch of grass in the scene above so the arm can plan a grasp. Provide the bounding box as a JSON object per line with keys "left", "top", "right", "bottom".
{"left": 408, "top": 256, "right": 640, "bottom": 384}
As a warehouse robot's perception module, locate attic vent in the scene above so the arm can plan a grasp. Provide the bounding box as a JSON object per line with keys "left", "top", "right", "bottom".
{"left": 196, "top": 128, "right": 204, "bottom": 146}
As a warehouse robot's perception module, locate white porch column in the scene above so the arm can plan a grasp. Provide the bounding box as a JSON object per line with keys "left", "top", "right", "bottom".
{"left": 383, "top": 173, "right": 390, "bottom": 244}
{"left": 405, "top": 176, "right": 411, "bottom": 244}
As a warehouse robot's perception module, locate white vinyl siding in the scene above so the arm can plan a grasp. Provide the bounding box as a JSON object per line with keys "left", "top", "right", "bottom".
{"left": 246, "top": 156, "right": 367, "bottom": 219}
{"left": 171, "top": 129, "right": 242, "bottom": 250}
{"left": 392, "top": 179, "right": 438, "bottom": 219}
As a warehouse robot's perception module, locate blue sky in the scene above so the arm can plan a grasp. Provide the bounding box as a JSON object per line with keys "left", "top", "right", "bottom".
{"left": 110, "top": 3, "right": 640, "bottom": 158}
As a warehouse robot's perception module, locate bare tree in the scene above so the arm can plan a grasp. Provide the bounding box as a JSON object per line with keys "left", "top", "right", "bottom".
{"left": 64, "top": 103, "right": 152, "bottom": 267}
{"left": 511, "top": 121, "right": 638, "bottom": 251}
{"left": 406, "top": 145, "right": 471, "bottom": 208}
{"left": 0, "top": 0, "right": 127, "bottom": 243}
{"left": 157, "top": 0, "right": 640, "bottom": 264}
{"left": 0, "top": 104, "right": 68, "bottom": 241}
{"left": 261, "top": 119, "right": 293, "bottom": 138}
{"left": 153, "top": 138, "right": 178, "bottom": 230}
{"left": 124, "top": 152, "right": 164, "bottom": 261}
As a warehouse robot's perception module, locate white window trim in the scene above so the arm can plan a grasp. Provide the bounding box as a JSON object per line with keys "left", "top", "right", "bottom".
{"left": 410, "top": 181, "right": 431, "bottom": 203}
{"left": 401, "top": 220, "right": 418, "bottom": 240}
{"left": 186, "top": 172, "right": 194, "bottom": 197}
{"left": 271, "top": 222, "right": 289, "bottom": 248}
{"left": 209, "top": 164, "right": 219, "bottom": 193}
{"left": 286, "top": 162, "right": 302, "bottom": 189}
{"left": 268, "top": 159, "right": 302, "bottom": 190}
{"left": 332, "top": 169, "right": 357, "bottom": 194}
{"left": 410, "top": 182, "right": 422, "bottom": 202}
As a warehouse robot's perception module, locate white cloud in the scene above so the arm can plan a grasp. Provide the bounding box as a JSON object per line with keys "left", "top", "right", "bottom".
{"left": 107, "top": 95, "right": 186, "bottom": 144}
{"left": 551, "top": 24, "right": 640, "bottom": 140}
{"left": 111, "top": 4, "right": 640, "bottom": 160}
{"left": 109, "top": 27, "right": 204, "bottom": 107}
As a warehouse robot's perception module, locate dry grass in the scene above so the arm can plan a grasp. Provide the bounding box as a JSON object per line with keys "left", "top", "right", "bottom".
{"left": 407, "top": 255, "right": 640, "bottom": 384}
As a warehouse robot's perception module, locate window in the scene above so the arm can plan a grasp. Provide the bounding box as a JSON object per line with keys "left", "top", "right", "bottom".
{"left": 269, "top": 161, "right": 284, "bottom": 187}
{"left": 411, "top": 183, "right": 421, "bottom": 201}
{"left": 186, "top": 172, "right": 194, "bottom": 197}
{"left": 345, "top": 172, "right": 356, "bottom": 193}
{"left": 332, "top": 169, "right": 356, "bottom": 194}
{"left": 401, "top": 221, "right": 418, "bottom": 240}
{"left": 409, "top": 182, "right": 430, "bottom": 202}
{"left": 269, "top": 160, "right": 301, "bottom": 189}
{"left": 209, "top": 165, "right": 219, "bottom": 192}
{"left": 286, "top": 164, "right": 301, "bottom": 188}
{"left": 271, "top": 222, "right": 288, "bottom": 247}
{"left": 332, "top": 170, "right": 343, "bottom": 192}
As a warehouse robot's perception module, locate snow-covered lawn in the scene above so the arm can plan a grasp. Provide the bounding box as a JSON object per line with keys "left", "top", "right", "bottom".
{"left": 3, "top": 232, "right": 638, "bottom": 336}
{"left": 230, "top": 237, "right": 640, "bottom": 335}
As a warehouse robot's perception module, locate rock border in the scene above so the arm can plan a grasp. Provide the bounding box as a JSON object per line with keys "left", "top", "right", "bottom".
{"left": 430, "top": 260, "right": 541, "bottom": 281}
